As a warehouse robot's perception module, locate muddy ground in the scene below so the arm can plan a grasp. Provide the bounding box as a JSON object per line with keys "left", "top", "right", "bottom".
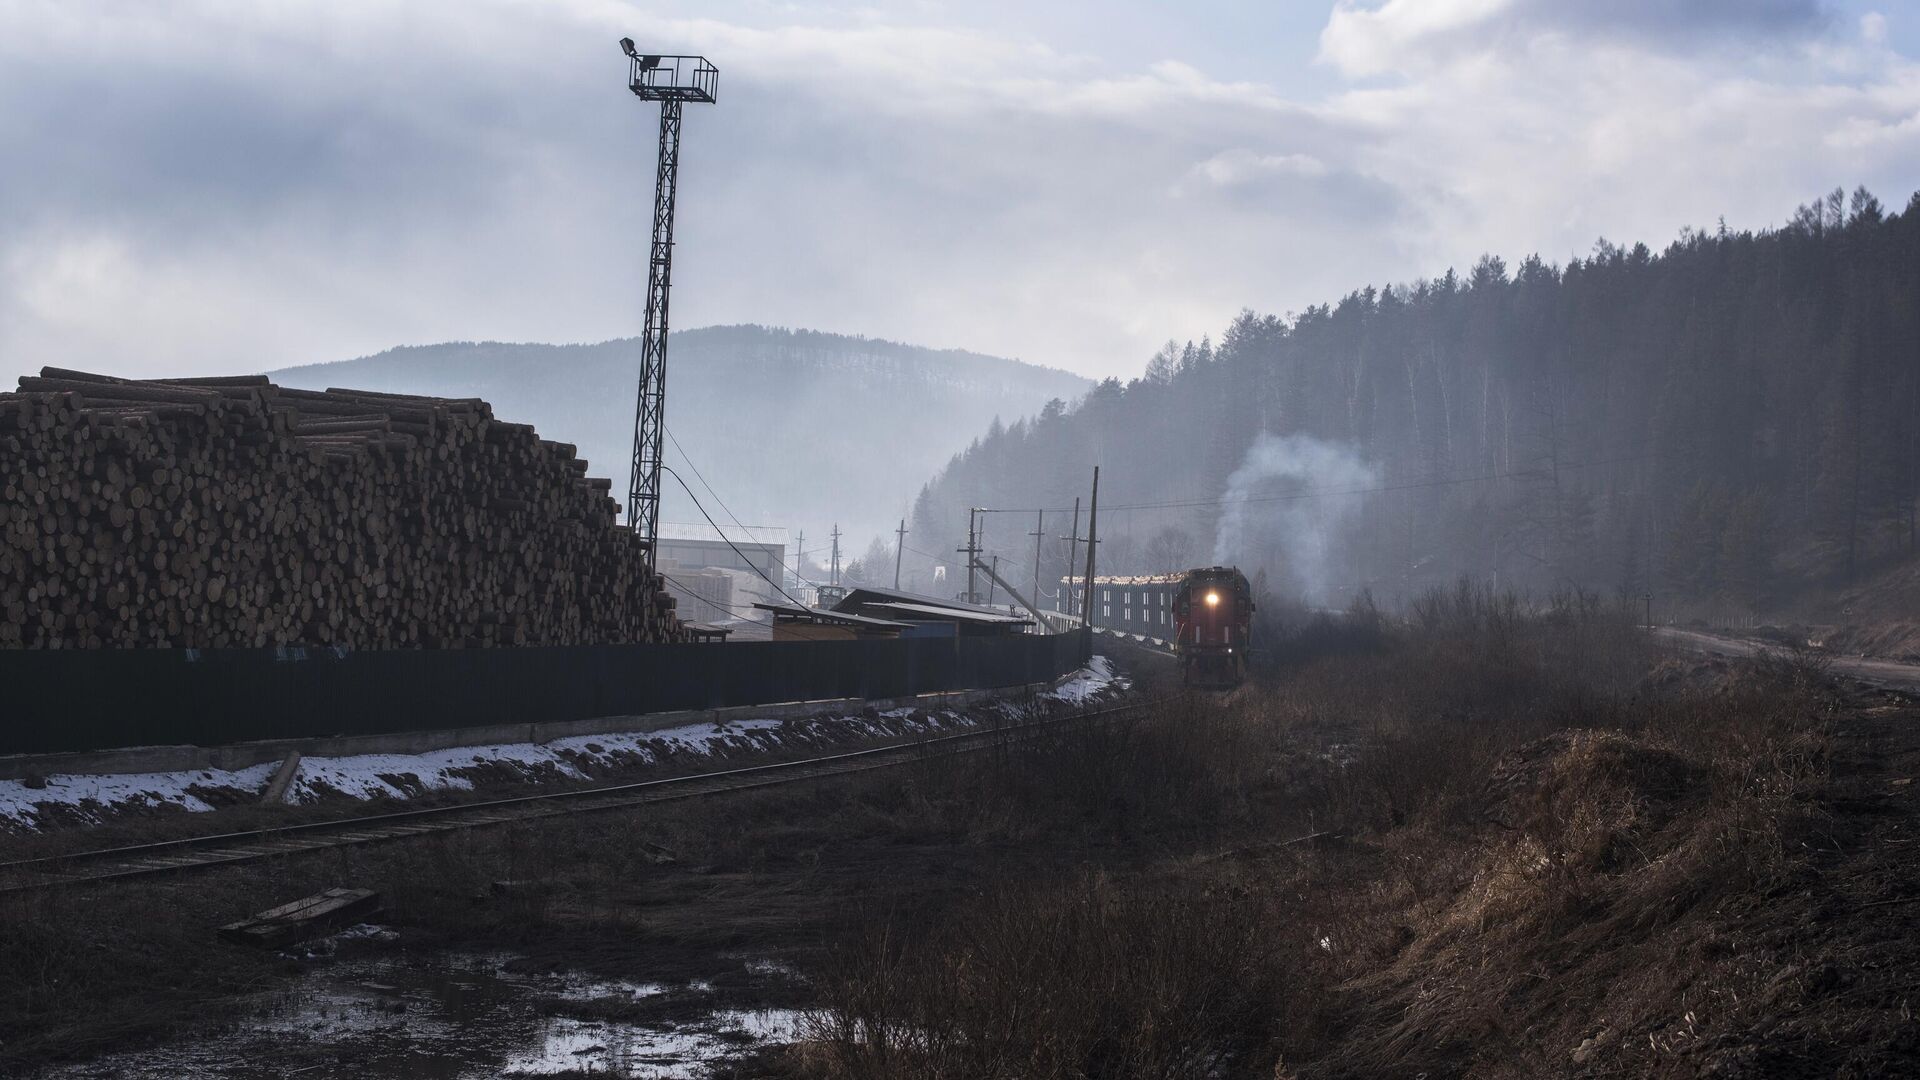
{"left": 3, "top": 617, "right": 1918, "bottom": 1078}
{"left": 0, "top": 728, "right": 1159, "bottom": 1076}
{"left": 0, "top": 676, "right": 1136, "bottom": 1077}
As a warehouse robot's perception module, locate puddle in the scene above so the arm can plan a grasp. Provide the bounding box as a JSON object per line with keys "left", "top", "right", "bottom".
{"left": 38, "top": 948, "right": 806, "bottom": 1079}
{"left": 742, "top": 958, "right": 802, "bottom": 980}
{"left": 501, "top": 1010, "right": 801, "bottom": 1078}
{"left": 550, "top": 978, "right": 670, "bottom": 1003}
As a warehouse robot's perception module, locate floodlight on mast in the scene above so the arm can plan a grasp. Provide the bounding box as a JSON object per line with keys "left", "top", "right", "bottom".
{"left": 618, "top": 42, "right": 718, "bottom": 569}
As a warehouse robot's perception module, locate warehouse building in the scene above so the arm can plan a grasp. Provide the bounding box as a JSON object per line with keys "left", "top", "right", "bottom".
{"left": 656, "top": 522, "right": 790, "bottom": 625}
{"left": 656, "top": 522, "right": 789, "bottom": 580}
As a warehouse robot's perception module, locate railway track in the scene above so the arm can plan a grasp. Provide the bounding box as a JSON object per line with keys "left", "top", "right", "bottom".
{"left": 0, "top": 697, "right": 1157, "bottom": 894}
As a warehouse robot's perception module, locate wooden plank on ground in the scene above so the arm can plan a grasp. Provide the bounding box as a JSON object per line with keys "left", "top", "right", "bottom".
{"left": 219, "top": 887, "right": 382, "bottom": 949}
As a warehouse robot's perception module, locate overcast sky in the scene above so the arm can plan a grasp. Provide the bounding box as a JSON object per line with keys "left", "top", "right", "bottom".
{"left": 2, "top": 0, "right": 1917, "bottom": 381}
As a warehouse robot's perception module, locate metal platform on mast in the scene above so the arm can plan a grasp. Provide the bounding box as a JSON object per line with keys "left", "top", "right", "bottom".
{"left": 619, "top": 39, "right": 718, "bottom": 568}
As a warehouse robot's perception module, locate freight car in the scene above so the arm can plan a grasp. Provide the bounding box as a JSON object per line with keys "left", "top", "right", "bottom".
{"left": 1066, "top": 566, "right": 1254, "bottom": 688}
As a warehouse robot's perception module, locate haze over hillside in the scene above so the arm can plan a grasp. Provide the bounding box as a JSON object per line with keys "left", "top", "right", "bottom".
{"left": 911, "top": 189, "right": 1920, "bottom": 620}
{"left": 268, "top": 325, "right": 1087, "bottom": 560}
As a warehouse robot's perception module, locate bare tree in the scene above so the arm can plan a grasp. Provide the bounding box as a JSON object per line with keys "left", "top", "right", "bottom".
{"left": 1144, "top": 526, "right": 1197, "bottom": 574}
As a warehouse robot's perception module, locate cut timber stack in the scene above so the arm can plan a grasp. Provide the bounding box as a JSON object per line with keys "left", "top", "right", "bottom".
{"left": 0, "top": 368, "right": 686, "bottom": 649}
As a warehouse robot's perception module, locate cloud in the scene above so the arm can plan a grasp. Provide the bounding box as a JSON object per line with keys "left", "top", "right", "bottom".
{"left": 0, "top": 0, "right": 1914, "bottom": 388}
{"left": 1170, "top": 149, "right": 1407, "bottom": 234}
{"left": 1301, "top": 0, "right": 1918, "bottom": 262}
{"left": 1320, "top": 0, "right": 1831, "bottom": 77}
{"left": 1319, "top": 0, "right": 1514, "bottom": 77}
{"left": 0, "top": 1, "right": 1352, "bottom": 379}
{"left": 1188, "top": 150, "right": 1331, "bottom": 187}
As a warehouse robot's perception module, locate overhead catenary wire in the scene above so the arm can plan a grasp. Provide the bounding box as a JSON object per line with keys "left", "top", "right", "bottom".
{"left": 661, "top": 466, "right": 811, "bottom": 610}
{"left": 664, "top": 427, "right": 934, "bottom": 602}
{"left": 656, "top": 570, "right": 768, "bottom": 621}
{"left": 665, "top": 425, "right": 823, "bottom": 590}
{"left": 971, "top": 450, "right": 1670, "bottom": 517}
{"left": 896, "top": 537, "right": 1033, "bottom": 608}
{"left": 938, "top": 451, "right": 1670, "bottom": 603}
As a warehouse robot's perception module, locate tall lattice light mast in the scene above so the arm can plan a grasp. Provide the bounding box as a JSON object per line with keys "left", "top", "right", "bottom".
{"left": 620, "top": 39, "right": 717, "bottom": 566}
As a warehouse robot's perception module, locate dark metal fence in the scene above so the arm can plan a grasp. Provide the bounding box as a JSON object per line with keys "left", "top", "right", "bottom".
{"left": 0, "top": 631, "right": 1093, "bottom": 756}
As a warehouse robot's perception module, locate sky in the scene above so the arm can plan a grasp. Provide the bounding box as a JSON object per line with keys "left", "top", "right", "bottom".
{"left": 1, "top": 0, "right": 1917, "bottom": 382}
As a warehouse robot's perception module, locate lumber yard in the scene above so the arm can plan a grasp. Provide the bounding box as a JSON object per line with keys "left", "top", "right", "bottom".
{"left": 0, "top": 367, "right": 687, "bottom": 650}
{"left": 0, "top": 45, "right": 1100, "bottom": 766}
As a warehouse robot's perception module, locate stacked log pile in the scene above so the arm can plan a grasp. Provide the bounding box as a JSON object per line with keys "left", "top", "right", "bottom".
{"left": 0, "top": 368, "right": 685, "bottom": 649}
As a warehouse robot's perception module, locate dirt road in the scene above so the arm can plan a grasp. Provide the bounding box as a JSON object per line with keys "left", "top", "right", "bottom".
{"left": 1658, "top": 626, "right": 1920, "bottom": 693}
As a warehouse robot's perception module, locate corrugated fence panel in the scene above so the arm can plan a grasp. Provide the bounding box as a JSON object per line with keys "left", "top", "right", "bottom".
{"left": 0, "top": 630, "right": 1094, "bottom": 756}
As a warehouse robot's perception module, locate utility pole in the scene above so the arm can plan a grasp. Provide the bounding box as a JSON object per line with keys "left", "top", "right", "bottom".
{"left": 829, "top": 524, "right": 842, "bottom": 587}
{"left": 794, "top": 529, "right": 804, "bottom": 586}
{"left": 987, "top": 555, "right": 1000, "bottom": 606}
{"left": 1028, "top": 510, "right": 1045, "bottom": 623}
{"left": 971, "top": 554, "right": 1051, "bottom": 629}
{"left": 1061, "top": 497, "right": 1081, "bottom": 617}
{"left": 894, "top": 518, "right": 907, "bottom": 590}
{"left": 1081, "top": 467, "right": 1099, "bottom": 628}
{"left": 618, "top": 43, "right": 718, "bottom": 571}
{"left": 958, "top": 508, "right": 983, "bottom": 604}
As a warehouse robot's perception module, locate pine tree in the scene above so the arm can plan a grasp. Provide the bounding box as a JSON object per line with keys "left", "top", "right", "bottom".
{"left": 1718, "top": 491, "right": 1774, "bottom": 609}
{"left": 901, "top": 188, "right": 1920, "bottom": 607}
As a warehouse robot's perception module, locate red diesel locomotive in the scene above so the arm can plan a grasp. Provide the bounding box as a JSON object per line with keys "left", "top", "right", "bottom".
{"left": 1172, "top": 566, "right": 1254, "bottom": 688}
{"left": 1070, "top": 566, "right": 1254, "bottom": 688}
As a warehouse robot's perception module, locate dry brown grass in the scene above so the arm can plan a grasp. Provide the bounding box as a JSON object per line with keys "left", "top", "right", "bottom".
{"left": 795, "top": 584, "right": 1886, "bottom": 1079}
{"left": 805, "top": 872, "right": 1288, "bottom": 1080}
{"left": 5, "top": 590, "right": 1895, "bottom": 1078}
{"left": 1303, "top": 661, "right": 1839, "bottom": 1078}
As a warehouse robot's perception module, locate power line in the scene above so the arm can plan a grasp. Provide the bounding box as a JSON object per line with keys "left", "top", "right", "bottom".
{"left": 661, "top": 466, "right": 810, "bottom": 610}
{"left": 665, "top": 425, "right": 822, "bottom": 589}
{"left": 657, "top": 570, "right": 767, "bottom": 620}
{"left": 973, "top": 450, "right": 1668, "bottom": 517}
{"left": 900, "top": 537, "right": 945, "bottom": 562}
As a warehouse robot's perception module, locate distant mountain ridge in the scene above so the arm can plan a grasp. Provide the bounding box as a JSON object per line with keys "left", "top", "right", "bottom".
{"left": 268, "top": 325, "right": 1089, "bottom": 552}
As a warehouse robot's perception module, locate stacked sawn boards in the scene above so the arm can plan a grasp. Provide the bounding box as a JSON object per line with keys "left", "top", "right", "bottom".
{"left": 0, "top": 368, "right": 684, "bottom": 649}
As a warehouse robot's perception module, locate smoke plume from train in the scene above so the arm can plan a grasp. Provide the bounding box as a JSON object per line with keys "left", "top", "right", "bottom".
{"left": 1212, "top": 433, "right": 1378, "bottom": 602}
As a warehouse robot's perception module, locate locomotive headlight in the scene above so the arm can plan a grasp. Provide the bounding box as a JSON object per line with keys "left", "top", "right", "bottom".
{"left": 1205, "top": 591, "right": 1220, "bottom": 607}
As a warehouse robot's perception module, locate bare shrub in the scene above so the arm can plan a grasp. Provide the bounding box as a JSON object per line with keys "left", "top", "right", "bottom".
{"left": 1290, "top": 582, "right": 1647, "bottom": 833}
{"left": 1749, "top": 640, "right": 1836, "bottom": 696}
{"left": 902, "top": 695, "right": 1269, "bottom": 842}
{"left": 798, "top": 583, "right": 1857, "bottom": 1079}
{"left": 807, "top": 872, "right": 1287, "bottom": 1079}
{"left": 1256, "top": 590, "right": 1390, "bottom": 670}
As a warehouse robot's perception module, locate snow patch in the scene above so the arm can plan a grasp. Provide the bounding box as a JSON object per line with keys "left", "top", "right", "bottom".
{"left": 0, "top": 761, "right": 278, "bottom": 825}
{"left": 0, "top": 659, "right": 1124, "bottom": 830}
{"left": 1050, "top": 654, "right": 1124, "bottom": 704}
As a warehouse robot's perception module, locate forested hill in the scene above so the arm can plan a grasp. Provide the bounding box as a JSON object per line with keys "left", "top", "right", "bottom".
{"left": 909, "top": 189, "right": 1920, "bottom": 616}
{"left": 271, "top": 325, "right": 1088, "bottom": 552}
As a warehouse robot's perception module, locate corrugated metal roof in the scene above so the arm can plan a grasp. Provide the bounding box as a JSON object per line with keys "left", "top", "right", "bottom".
{"left": 864, "top": 601, "right": 1033, "bottom": 625}
{"left": 751, "top": 602, "right": 908, "bottom": 628}
{"left": 657, "top": 521, "right": 790, "bottom": 547}
{"left": 831, "top": 585, "right": 1012, "bottom": 618}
